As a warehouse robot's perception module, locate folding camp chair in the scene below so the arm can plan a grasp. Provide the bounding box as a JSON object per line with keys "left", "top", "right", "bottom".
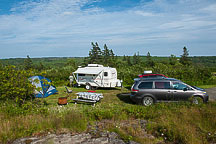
{"left": 65, "top": 86, "right": 72, "bottom": 98}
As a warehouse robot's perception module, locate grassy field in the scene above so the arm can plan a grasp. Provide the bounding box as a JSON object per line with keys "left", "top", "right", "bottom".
{"left": 0, "top": 86, "right": 216, "bottom": 143}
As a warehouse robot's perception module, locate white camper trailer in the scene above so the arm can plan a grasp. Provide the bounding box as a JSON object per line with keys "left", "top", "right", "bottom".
{"left": 73, "top": 64, "right": 122, "bottom": 89}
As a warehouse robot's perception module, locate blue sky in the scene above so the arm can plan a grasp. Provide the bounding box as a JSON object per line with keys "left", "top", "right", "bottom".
{"left": 0, "top": 0, "right": 216, "bottom": 58}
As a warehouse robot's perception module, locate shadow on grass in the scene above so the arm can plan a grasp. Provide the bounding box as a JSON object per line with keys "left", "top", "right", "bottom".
{"left": 117, "top": 93, "right": 135, "bottom": 104}
{"left": 123, "top": 86, "right": 131, "bottom": 90}
{"left": 97, "top": 87, "right": 119, "bottom": 90}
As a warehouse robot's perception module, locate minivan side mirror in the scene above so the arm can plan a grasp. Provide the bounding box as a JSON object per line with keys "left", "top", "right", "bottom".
{"left": 183, "top": 88, "right": 187, "bottom": 91}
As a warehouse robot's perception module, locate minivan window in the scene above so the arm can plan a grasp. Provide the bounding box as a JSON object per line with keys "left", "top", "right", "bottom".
{"left": 172, "top": 82, "right": 188, "bottom": 90}
{"left": 155, "top": 82, "right": 170, "bottom": 89}
{"left": 138, "top": 82, "right": 153, "bottom": 89}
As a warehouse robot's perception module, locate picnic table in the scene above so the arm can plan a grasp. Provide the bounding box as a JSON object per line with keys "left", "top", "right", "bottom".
{"left": 72, "top": 92, "right": 103, "bottom": 106}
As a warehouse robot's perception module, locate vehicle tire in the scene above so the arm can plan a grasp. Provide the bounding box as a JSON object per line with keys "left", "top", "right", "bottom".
{"left": 85, "top": 84, "right": 91, "bottom": 90}
{"left": 192, "top": 97, "right": 203, "bottom": 105}
{"left": 142, "top": 96, "right": 154, "bottom": 106}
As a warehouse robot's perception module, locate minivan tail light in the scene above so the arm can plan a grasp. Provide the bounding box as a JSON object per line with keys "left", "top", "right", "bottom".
{"left": 132, "top": 89, "right": 139, "bottom": 92}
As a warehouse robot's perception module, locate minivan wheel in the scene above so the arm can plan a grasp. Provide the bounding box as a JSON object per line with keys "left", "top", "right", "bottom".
{"left": 192, "top": 97, "right": 203, "bottom": 105}
{"left": 142, "top": 96, "right": 154, "bottom": 106}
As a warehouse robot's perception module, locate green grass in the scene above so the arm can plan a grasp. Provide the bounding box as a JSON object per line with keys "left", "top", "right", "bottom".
{"left": 1, "top": 86, "right": 216, "bottom": 144}
{"left": 43, "top": 86, "right": 110, "bottom": 106}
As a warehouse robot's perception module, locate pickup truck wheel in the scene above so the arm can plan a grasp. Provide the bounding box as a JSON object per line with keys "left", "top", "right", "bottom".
{"left": 85, "top": 84, "right": 91, "bottom": 90}
{"left": 142, "top": 96, "right": 154, "bottom": 106}
{"left": 192, "top": 97, "right": 203, "bottom": 105}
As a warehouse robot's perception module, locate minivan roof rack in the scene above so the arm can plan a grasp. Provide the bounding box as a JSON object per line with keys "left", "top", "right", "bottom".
{"left": 134, "top": 77, "right": 181, "bottom": 81}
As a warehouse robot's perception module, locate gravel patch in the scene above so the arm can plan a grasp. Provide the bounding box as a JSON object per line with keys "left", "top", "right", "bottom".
{"left": 205, "top": 87, "right": 216, "bottom": 101}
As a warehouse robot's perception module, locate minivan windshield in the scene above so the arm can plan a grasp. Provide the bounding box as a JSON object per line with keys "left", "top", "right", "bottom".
{"left": 191, "top": 86, "right": 204, "bottom": 91}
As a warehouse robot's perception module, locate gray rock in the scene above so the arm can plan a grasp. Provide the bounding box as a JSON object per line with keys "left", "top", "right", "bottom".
{"left": 12, "top": 132, "right": 130, "bottom": 144}
{"left": 128, "top": 141, "right": 140, "bottom": 144}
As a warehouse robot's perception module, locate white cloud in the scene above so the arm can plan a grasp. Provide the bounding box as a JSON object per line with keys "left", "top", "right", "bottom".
{"left": 134, "top": 10, "right": 157, "bottom": 17}
{"left": 0, "top": 0, "right": 216, "bottom": 58}
{"left": 201, "top": 4, "right": 216, "bottom": 13}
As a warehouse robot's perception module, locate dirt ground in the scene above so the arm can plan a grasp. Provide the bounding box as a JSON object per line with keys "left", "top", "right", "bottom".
{"left": 205, "top": 87, "right": 216, "bottom": 101}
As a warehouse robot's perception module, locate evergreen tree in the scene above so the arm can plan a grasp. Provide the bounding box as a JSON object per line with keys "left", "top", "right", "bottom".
{"left": 110, "top": 49, "right": 115, "bottom": 60}
{"left": 102, "top": 44, "right": 110, "bottom": 65}
{"left": 102, "top": 44, "right": 116, "bottom": 66}
{"left": 133, "top": 52, "right": 141, "bottom": 65}
{"left": 146, "top": 52, "right": 154, "bottom": 67}
{"left": 109, "top": 49, "right": 116, "bottom": 66}
{"left": 137, "top": 52, "right": 141, "bottom": 63}
{"left": 133, "top": 53, "right": 138, "bottom": 65}
{"left": 24, "top": 55, "right": 33, "bottom": 70}
{"left": 180, "top": 46, "right": 191, "bottom": 65}
{"left": 89, "top": 42, "right": 103, "bottom": 64}
{"left": 123, "top": 55, "right": 126, "bottom": 61}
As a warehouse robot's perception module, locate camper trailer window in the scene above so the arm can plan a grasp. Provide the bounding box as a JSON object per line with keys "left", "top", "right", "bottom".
{"left": 104, "top": 72, "right": 108, "bottom": 77}
{"left": 78, "top": 74, "right": 85, "bottom": 76}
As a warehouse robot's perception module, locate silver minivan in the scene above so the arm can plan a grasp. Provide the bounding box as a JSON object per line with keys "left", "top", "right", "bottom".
{"left": 130, "top": 78, "right": 209, "bottom": 106}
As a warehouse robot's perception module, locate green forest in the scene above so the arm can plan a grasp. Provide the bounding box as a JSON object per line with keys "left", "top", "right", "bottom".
{"left": 0, "top": 43, "right": 216, "bottom": 143}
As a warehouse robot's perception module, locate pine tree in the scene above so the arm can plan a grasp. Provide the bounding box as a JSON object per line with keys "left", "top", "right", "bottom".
{"left": 133, "top": 52, "right": 141, "bottom": 65}
{"left": 180, "top": 46, "right": 191, "bottom": 65}
{"left": 133, "top": 53, "right": 137, "bottom": 65}
{"left": 137, "top": 52, "right": 141, "bottom": 64}
{"left": 89, "top": 42, "right": 103, "bottom": 64}
{"left": 123, "top": 55, "right": 126, "bottom": 61}
{"left": 102, "top": 44, "right": 110, "bottom": 65}
{"left": 110, "top": 49, "right": 115, "bottom": 60}
{"left": 146, "top": 52, "right": 154, "bottom": 67}
{"left": 24, "top": 55, "right": 33, "bottom": 70}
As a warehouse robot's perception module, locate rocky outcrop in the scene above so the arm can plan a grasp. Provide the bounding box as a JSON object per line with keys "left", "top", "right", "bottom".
{"left": 12, "top": 119, "right": 157, "bottom": 144}
{"left": 12, "top": 132, "right": 139, "bottom": 144}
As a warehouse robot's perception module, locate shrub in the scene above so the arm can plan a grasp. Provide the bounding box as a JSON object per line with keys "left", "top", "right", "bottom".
{"left": 0, "top": 65, "right": 34, "bottom": 105}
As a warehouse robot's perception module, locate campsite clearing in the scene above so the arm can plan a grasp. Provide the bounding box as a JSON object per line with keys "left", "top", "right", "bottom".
{"left": 1, "top": 86, "right": 216, "bottom": 144}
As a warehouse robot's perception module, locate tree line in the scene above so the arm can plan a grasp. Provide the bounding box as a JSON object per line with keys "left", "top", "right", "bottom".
{"left": 85, "top": 43, "right": 191, "bottom": 67}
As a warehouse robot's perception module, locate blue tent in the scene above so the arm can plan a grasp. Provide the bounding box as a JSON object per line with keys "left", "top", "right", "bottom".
{"left": 29, "top": 76, "right": 58, "bottom": 98}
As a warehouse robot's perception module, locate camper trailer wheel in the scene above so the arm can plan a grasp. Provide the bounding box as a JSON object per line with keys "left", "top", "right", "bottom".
{"left": 85, "top": 84, "right": 91, "bottom": 90}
